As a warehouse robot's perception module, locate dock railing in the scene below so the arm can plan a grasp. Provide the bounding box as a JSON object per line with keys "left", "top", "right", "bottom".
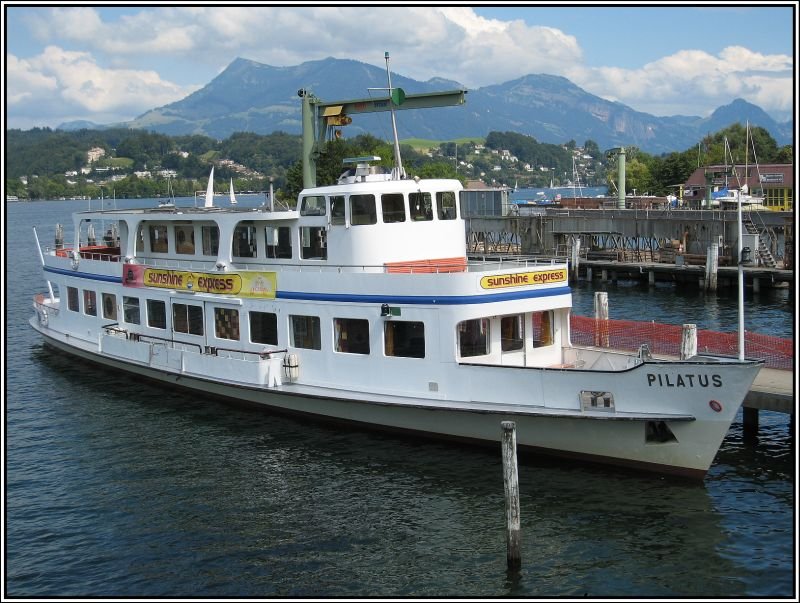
{"left": 570, "top": 315, "right": 793, "bottom": 370}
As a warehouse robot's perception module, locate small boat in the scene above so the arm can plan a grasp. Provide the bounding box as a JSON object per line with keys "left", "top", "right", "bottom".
{"left": 28, "top": 69, "right": 763, "bottom": 480}
{"left": 204, "top": 166, "right": 215, "bottom": 208}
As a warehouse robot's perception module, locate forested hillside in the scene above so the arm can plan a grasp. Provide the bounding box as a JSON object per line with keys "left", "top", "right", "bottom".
{"left": 5, "top": 124, "right": 792, "bottom": 201}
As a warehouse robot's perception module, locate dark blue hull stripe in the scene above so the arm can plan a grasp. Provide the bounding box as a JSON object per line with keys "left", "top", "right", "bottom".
{"left": 45, "top": 266, "right": 123, "bottom": 283}
{"left": 275, "top": 286, "right": 571, "bottom": 305}
{"left": 43, "top": 266, "right": 571, "bottom": 305}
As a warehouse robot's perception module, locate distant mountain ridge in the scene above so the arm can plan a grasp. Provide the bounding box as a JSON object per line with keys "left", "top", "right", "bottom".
{"left": 60, "top": 57, "right": 793, "bottom": 154}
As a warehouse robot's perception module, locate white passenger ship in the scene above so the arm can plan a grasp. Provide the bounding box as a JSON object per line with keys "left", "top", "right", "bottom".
{"left": 29, "top": 154, "right": 763, "bottom": 479}
{"left": 29, "top": 70, "right": 762, "bottom": 479}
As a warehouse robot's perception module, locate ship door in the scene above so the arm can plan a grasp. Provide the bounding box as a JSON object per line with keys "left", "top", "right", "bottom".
{"left": 170, "top": 300, "right": 206, "bottom": 352}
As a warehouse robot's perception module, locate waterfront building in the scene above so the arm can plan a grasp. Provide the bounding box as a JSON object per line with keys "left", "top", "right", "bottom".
{"left": 682, "top": 163, "right": 793, "bottom": 211}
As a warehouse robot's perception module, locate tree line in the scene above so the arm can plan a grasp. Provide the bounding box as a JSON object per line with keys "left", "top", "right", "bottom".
{"left": 5, "top": 124, "right": 792, "bottom": 201}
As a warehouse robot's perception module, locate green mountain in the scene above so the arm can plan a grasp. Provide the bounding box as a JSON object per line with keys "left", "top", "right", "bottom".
{"left": 64, "top": 57, "right": 791, "bottom": 154}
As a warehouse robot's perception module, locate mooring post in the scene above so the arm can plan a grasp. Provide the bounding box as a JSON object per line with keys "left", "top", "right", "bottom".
{"left": 594, "top": 291, "right": 609, "bottom": 347}
{"left": 680, "top": 324, "right": 697, "bottom": 360}
{"left": 705, "top": 243, "right": 719, "bottom": 292}
{"left": 743, "top": 407, "right": 759, "bottom": 441}
{"left": 501, "top": 421, "right": 521, "bottom": 572}
{"left": 570, "top": 237, "right": 581, "bottom": 282}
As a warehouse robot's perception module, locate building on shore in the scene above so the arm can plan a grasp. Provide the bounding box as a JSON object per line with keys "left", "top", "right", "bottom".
{"left": 682, "top": 163, "right": 793, "bottom": 211}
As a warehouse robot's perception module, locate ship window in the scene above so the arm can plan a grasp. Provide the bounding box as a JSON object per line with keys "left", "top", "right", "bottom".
{"left": 334, "top": 318, "right": 370, "bottom": 355}
{"left": 301, "top": 226, "right": 327, "bottom": 260}
{"left": 410, "top": 192, "right": 433, "bottom": 221}
{"left": 102, "top": 293, "right": 117, "bottom": 320}
{"left": 381, "top": 193, "right": 406, "bottom": 223}
{"left": 532, "top": 311, "right": 554, "bottom": 348}
{"left": 136, "top": 225, "right": 145, "bottom": 252}
{"left": 214, "top": 307, "right": 240, "bottom": 340}
{"left": 173, "top": 303, "right": 203, "bottom": 336}
{"left": 149, "top": 224, "right": 168, "bottom": 253}
{"left": 175, "top": 225, "right": 195, "bottom": 255}
{"left": 300, "top": 195, "right": 327, "bottom": 216}
{"left": 147, "top": 299, "right": 167, "bottom": 329}
{"left": 458, "top": 318, "right": 490, "bottom": 357}
{"left": 290, "top": 315, "right": 321, "bottom": 350}
{"left": 437, "top": 191, "right": 457, "bottom": 220}
{"left": 83, "top": 290, "right": 97, "bottom": 316}
{"left": 330, "top": 195, "right": 346, "bottom": 225}
{"left": 350, "top": 194, "right": 377, "bottom": 225}
{"left": 265, "top": 226, "right": 292, "bottom": 259}
{"left": 67, "top": 286, "right": 79, "bottom": 312}
{"left": 250, "top": 311, "right": 278, "bottom": 345}
{"left": 233, "top": 223, "right": 257, "bottom": 258}
{"left": 385, "top": 321, "right": 425, "bottom": 358}
{"left": 202, "top": 225, "right": 220, "bottom": 256}
{"left": 501, "top": 314, "right": 524, "bottom": 351}
{"left": 123, "top": 296, "right": 140, "bottom": 324}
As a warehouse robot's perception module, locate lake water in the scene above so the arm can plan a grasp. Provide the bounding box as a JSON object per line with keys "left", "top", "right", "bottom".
{"left": 4, "top": 199, "right": 796, "bottom": 597}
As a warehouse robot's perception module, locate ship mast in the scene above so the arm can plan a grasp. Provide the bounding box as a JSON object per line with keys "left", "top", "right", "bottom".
{"left": 384, "top": 51, "right": 405, "bottom": 180}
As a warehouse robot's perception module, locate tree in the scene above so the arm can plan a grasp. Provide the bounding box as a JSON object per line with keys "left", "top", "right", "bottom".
{"left": 583, "top": 139, "right": 600, "bottom": 158}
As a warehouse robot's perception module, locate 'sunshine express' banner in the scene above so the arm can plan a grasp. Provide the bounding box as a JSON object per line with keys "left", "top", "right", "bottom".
{"left": 123, "top": 264, "right": 276, "bottom": 298}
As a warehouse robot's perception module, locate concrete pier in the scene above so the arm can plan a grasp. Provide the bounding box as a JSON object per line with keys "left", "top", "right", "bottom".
{"left": 742, "top": 367, "right": 794, "bottom": 439}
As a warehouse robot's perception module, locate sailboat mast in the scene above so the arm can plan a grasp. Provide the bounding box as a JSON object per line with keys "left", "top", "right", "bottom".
{"left": 737, "top": 124, "right": 748, "bottom": 361}
{"left": 384, "top": 52, "right": 404, "bottom": 180}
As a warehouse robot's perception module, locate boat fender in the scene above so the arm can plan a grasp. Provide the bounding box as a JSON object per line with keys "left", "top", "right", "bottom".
{"left": 283, "top": 353, "right": 300, "bottom": 383}
{"left": 709, "top": 400, "right": 722, "bottom": 413}
{"left": 70, "top": 249, "right": 80, "bottom": 270}
{"left": 37, "top": 306, "right": 48, "bottom": 326}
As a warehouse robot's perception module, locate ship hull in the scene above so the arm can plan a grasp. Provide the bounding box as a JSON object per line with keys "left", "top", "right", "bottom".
{"left": 32, "top": 317, "right": 760, "bottom": 480}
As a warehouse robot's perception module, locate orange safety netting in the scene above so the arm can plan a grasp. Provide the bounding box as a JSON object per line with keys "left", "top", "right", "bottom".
{"left": 570, "top": 315, "right": 794, "bottom": 371}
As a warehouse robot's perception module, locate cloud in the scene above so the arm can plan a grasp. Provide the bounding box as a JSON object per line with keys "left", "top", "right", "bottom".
{"left": 567, "top": 46, "right": 793, "bottom": 117}
{"left": 8, "top": 6, "right": 793, "bottom": 127}
{"left": 6, "top": 46, "right": 199, "bottom": 127}
{"left": 21, "top": 6, "right": 585, "bottom": 87}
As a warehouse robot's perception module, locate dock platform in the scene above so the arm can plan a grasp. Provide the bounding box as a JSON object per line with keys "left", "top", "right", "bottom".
{"left": 741, "top": 367, "right": 795, "bottom": 438}
{"left": 579, "top": 259, "right": 793, "bottom": 291}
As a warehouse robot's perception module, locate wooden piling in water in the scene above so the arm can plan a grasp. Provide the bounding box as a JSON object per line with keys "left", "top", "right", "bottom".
{"left": 680, "top": 324, "right": 697, "bottom": 360}
{"left": 594, "top": 291, "right": 609, "bottom": 347}
{"left": 743, "top": 407, "right": 760, "bottom": 441}
{"left": 501, "top": 421, "right": 521, "bottom": 572}
{"left": 705, "top": 243, "right": 719, "bottom": 292}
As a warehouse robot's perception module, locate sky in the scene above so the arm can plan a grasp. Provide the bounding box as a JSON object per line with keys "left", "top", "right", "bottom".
{"left": 3, "top": 3, "right": 797, "bottom": 131}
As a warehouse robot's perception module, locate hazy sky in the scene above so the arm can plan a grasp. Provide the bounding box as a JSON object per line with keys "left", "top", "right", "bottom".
{"left": 4, "top": 3, "right": 796, "bottom": 130}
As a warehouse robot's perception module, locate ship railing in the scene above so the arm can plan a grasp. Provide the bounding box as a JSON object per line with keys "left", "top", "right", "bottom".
{"left": 465, "top": 255, "right": 564, "bottom": 272}
{"left": 134, "top": 256, "right": 219, "bottom": 271}
{"left": 103, "top": 327, "right": 205, "bottom": 354}
{"left": 33, "top": 293, "right": 60, "bottom": 316}
{"left": 131, "top": 255, "right": 565, "bottom": 275}
{"left": 205, "top": 345, "right": 287, "bottom": 362}
{"left": 102, "top": 324, "right": 283, "bottom": 361}
{"left": 51, "top": 246, "right": 122, "bottom": 262}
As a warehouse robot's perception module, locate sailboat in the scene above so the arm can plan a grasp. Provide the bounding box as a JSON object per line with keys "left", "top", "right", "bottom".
{"left": 229, "top": 178, "right": 237, "bottom": 205}
{"left": 712, "top": 127, "right": 764, "bottom": 210}
{"left": 204, "top": 166, "right": 215, "bottom": 208}
{"left": 159, "top": 177, "right": 176, "bottom": 208}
